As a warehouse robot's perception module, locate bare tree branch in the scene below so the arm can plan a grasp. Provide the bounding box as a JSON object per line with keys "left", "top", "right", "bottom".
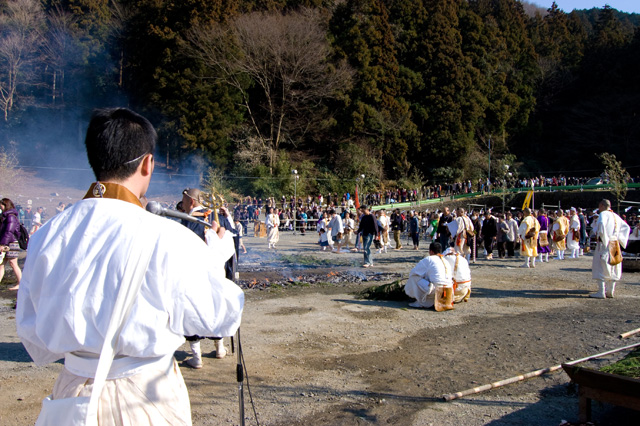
{"left": 184, "top": 7, "right": 353, "bottom": 174}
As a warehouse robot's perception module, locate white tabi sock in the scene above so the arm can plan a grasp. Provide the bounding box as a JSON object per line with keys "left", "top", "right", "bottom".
{"left": 190, "top": 341, "right": 201, "bottom": 357}
{"left": 186, "top": 340, "right": 203, "bottom": 368}
{"left": 606, "top": 281, "right": 617, "bottom": 298}
{"left": 590, "top": 280, "right": 606, "bottom": 299}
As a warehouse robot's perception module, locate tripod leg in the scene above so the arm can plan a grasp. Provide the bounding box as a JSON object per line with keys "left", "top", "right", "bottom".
{"left": 236, "top": 329, "right": 245, "bottom": 426}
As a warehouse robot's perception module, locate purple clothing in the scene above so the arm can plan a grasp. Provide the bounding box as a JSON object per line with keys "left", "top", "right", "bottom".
{"left": 0, "top": 208, "right": 20, "bottom": 245}
{"left": 537, "top": 215, "right": 551, "bottom": 254}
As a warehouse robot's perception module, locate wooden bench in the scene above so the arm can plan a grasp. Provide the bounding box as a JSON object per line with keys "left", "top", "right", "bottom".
{"left": 562, "top": 364, "right": 640, "bottom": 422}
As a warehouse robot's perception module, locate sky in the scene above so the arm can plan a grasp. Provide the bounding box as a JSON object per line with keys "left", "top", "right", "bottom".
{"left": 532, "top": 1, "right": 640, "bottom": 13}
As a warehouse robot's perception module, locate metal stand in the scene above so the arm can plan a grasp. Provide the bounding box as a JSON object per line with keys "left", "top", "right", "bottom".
{"left": 233, "top": 329, "right": 245, "bottom": 426}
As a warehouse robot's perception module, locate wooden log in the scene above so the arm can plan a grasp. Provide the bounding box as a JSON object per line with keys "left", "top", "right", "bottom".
{"left": 620, "top": 327, "right": 640, "bottom": 339}
{"left": 442, "top": 342, "right": 640, "bottom": 401}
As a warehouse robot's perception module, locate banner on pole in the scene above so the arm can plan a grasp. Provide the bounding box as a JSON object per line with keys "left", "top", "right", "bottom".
{"left": 522, "top": 190, "right": 534, "bottom": 209}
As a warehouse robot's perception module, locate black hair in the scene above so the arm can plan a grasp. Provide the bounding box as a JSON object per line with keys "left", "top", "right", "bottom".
{"left": 429, "top": 241, "right": 442, "bottom": 254}
{"left": 85, "top": 108, "right": 156, "bottom": 181}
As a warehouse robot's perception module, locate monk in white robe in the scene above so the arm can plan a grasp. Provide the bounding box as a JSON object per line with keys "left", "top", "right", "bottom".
{"left": 266, "top": 207, "right": 280, "bottom": 249}
{"left": 453, "top": 208, "right": 474, "bottom": 259}
{"left": 567, "top": 207, "right": 581, "bottom": 258}
{"left": 16, "top": 108, "right": 244, "bottom": 426}
{"left": 518, "top": 208, "right": 540, "bottom": 268}
{"left": 405, "top": 242, "right": 453, "bottom": 309}
{"left": 444, "top": 248, "right": 471, "bottom": 303}
{"left": 590, "top": 199, "right": 630, "bottom": 299}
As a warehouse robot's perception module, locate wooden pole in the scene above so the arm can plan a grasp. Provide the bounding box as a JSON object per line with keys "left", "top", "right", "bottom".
{"left": 620, "top": 327, "right": 640, "bottom": 339}
{"left": 443, "top": 342, "right": 640, "bottom": 402}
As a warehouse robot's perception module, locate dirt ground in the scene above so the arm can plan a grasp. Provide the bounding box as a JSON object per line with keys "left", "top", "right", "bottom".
{"left": 1, "top": 173, "right": 640, "bottom": 425}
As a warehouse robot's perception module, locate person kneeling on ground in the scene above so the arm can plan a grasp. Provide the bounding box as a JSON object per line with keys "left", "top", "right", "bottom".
{"left": 443, "top": 247, "right": 471, "bottom": 303}
{"left": 404, "top": 242, "right": 454, "bottom": 310}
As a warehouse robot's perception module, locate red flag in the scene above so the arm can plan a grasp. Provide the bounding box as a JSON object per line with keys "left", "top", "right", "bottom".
{"left": 354, "top": 186, "right": 360, "bottom": 209}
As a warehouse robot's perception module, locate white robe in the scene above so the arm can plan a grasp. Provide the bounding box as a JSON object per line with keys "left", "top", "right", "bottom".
{"left": 378, "top": 214, "right": 390, "bottom": 245}
{"left": 328, "top": 214, "right": 344, "bottom": 237}
{"left": 444, "top": 253, "right": 471, "bottom": 302}
{"left": 16, "top": 198, "right": 244, "bottom": 424}
{"left": 453, "top": 215, "right": 473, "bottom": 256}
{"left": 266, "top": 213, "right": 280, "bottom": 245}
{"left": 405, "top": 255, "right": 452, "bottom": 308}
{"left": 567, "top": 214, "right": 581, "bottom": 251}
{"left": 592, "top": 210, "right": 630, "bottom": 281}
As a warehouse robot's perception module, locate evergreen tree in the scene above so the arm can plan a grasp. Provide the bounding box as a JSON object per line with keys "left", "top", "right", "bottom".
{"left": 121, "top": 0, "right": 244, "bottom": 169}
{"left": 330, "top": 0, "right": 417, "bottom": 180}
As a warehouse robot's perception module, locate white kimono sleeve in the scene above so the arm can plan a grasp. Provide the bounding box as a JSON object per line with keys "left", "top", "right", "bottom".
{"left": 205, "top": 228, "right": 236, "bottom": 273}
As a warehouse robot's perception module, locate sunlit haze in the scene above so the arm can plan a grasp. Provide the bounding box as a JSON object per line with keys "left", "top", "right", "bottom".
{"left": 531, "top": 1, "right": 640, "bottom": 13}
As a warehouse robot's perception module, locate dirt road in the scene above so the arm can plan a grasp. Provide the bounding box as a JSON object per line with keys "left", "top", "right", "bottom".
{"left": 2, "top": 230, "right": 640, "bottom": 425}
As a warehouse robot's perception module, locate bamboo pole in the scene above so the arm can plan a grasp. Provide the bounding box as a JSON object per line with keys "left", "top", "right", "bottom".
{"left": 443, "top": 342, "right": 640, "bottom": 402}
{"left": 619, "top": 327, "right": 640, "bottom": 339}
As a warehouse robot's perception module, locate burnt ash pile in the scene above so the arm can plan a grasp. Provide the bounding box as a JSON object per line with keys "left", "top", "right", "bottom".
{"left": 236, "top": 267, "right": 403, "bottom": 290}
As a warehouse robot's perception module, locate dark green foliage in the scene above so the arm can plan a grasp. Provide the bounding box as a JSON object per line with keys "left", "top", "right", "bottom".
{"left": 330, "top": 0, "right": 417, "bottom": 180}
{"left": 600, "top": 348, "right": 640, "bottom": 379}
{"left": 514, "top": 4, "right": 640, "bottom": 175}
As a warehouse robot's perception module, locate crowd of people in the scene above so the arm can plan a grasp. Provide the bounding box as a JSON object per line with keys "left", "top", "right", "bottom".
{"left": 224, "top": 174, "right": 640, "bottom": 217}
{"left": 251, "top": 197, "right": 637, "bottom": 310}
{"left": 402, "top": 198, "right": 634, "bottom": 311}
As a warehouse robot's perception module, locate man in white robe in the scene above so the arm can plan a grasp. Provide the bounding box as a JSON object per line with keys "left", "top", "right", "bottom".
{"left": 16, "top": 108, "right": 244, "bottom": 426}
{"left": 328, "top": 209, "right": 344, "bottom": 252}
{"left": 180, "top": 187, "right": 235, "bottom": 367}
{"left": 453, "top": 208, "right": 474, "bottom": 260}
{"left": 377, "top": 209, "right": 391, "bottom": 252}
{"left": 591, "top": 199, "right": 630, "bottom": 299}
{"left": 443, "top": 248, "right": 472, "bottom": 303}
{"left": 567, "top": 207, "right": 581, "bottom": 258}
{"left": 265, "top": 207, "right": 280, "bottom": 249}
{"left": 404, "top": 242, "right": 453, "bottom": 309}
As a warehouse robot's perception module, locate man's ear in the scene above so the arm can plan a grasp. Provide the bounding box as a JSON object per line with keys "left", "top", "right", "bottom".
{"left": 140, "top": 154, "right": 154, "bottom": 177}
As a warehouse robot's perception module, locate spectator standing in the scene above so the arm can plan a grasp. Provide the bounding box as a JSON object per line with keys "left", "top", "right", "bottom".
{"left": 481, "top": 210, "right": 498, "bottom": 259}
{"left": 437, "top": 207, "right": 453, "bottom": 249}
{"left": 390, "top": 209, "right": 404, "bottom": 250}
{"left": 343, "top": 212, "right": 355, "bottom": 249}
{"left": 505, "top": 212, "right": 518, "bottom": 258}
{"left": 497, "top": 214, "right": 509, "bottom": 258}
{"left": 31, "top": 207, "right": 44, "bottom": 234}
{"left": 356, "top": 205, "right": 379, "bottom": 268}
{"left": 409, "top": 210, "right": 420, "bottom": 250}
{"left": 0, "top": 198, "right": 22, "bottom": 291}
{"left": 578, "top": 208, "right": 587, "bottom": 255}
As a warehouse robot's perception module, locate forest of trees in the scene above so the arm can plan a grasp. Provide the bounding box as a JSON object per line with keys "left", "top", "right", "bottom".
{"left": 0, "top": 0, "right": 639, "bottom": 196}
